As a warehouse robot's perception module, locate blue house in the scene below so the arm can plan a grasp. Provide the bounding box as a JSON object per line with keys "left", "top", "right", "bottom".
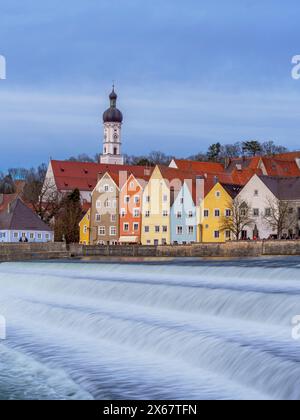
{"left": 170, "top": 181, "right": 197, "bottom": 244}
{"left": 0, "top": 199, "right": 54, "bottom": 243}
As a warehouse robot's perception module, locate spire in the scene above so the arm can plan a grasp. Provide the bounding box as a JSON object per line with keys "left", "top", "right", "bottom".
{"left": 109, "top": 85, "right": 117, "bottom": 108}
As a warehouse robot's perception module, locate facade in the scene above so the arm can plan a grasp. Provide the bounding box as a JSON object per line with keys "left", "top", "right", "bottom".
{"left": 79, "top": 209, "right": 91, "bottom": 245}
{"left": 0, "top": 199, "right": 53, "bottom": 243}
{"left": 119, "top": 174, "right": 150, "bottom": 244}
{"left": 90, "top": 172, "right": 119, "bottom": 245}
{"left": 100, "top": 87, "right": 124, "bottom": 165}
{"left": 141, "top": 167, "right": 172, "bottom": 246}
{"left": 170, "top": 181, "right": 197, "bottom": 244}
{"left": 237, "top": 175, "right": 300, "bottom": 240}
{"left": 201, "top": 183, "right": 242, "bottom": 243}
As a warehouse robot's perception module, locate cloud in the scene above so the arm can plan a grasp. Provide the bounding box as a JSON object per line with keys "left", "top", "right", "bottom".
{"left": 0, "top": 82, "right": 300, "bottom": 170}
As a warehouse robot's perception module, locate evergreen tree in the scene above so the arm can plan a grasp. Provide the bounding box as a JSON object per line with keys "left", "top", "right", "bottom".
{"left": 55, "top": 189, "right": 83, "bottom": 243}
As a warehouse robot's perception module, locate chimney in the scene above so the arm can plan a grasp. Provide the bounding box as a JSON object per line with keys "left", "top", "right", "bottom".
{"left": 144, "top": 168, "right": 151, "bottom": 176}
{"left": 224, "top": 157, "right": 231, "bottom": 169}
{"left": 214, "top": 175, "right": 219, "bottom": 185}
{"left": 196, "top": 176, "right": 205, "bottom": 205}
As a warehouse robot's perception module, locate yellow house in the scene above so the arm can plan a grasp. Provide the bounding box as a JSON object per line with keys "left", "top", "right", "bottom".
{"left": 79, "top": 209, "right": 91, "bottom": 245}
{"left": 141, "top": 166, "right": 183, "bottom": 246}
{"left": 201, "top": 183, "right": 242, "bottom": 243}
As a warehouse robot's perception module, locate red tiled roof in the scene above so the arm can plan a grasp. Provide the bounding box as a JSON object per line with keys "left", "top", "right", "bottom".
{"left": 262, "top": 158, "right": 300, "bottom": 177}
{"left": 51, "top": 160, "right": 155, "bottom": 192}
{"left": 274, "top": 151, "right": 300, "bottom": 161}
{"left": 173, "top": 159, "right": 225, "bottom": 174}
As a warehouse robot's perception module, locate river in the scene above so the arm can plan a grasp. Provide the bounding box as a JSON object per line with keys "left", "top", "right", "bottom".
{"left": 0, "top": 257, "right": 300, "bottom": 400}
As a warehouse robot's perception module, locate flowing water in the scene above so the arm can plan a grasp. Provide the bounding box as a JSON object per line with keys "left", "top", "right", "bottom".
{"left": 0, "top": 257, "right": 300, "bottom": 400}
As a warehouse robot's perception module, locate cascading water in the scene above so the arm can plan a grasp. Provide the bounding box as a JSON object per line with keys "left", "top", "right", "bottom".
{"left": 0, "top": 258, "right": 300, "bottom": 400}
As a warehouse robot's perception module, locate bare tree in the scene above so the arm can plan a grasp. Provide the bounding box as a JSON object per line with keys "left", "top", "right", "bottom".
{"left": 219, "top": 198, "right": 254, "bottom": 240}
{"left": 22, "top": 165, "right": 62, "bottom": 223}
{"left": 263, "top": 197, "right": 297, "bottom": 238}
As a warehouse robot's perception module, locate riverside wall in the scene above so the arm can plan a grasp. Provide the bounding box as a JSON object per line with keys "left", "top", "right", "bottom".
{"left": 1, "top": 241, "right": 300, "bottom": 262}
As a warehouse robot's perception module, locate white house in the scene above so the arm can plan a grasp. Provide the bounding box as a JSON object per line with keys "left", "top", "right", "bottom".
{"left": 0, "top": 199, "right": 54, "bottom": 243}
{"left": 237, "top": 175, "right": 300, "bottom": 240}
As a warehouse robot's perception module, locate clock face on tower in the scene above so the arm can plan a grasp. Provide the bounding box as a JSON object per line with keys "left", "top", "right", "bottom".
{"left": 113, "top": 133, "right": 119, "bottom": 141}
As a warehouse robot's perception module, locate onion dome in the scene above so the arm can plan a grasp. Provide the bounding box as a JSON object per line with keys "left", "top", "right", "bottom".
{"left": 103, "top": 86, "right": 123, "bottom": 123}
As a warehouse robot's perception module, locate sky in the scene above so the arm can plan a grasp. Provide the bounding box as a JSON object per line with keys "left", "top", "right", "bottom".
{"left": 0, "top": 0, "right": 300, "bottom": 170}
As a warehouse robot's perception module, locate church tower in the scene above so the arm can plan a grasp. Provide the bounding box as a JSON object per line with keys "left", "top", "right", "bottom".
{"left": 100, "top": 86, "right": 124, "bottom": 165}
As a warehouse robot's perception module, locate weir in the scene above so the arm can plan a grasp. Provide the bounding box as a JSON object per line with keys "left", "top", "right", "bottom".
{"left": 0, "top": 260, "right": 300, "bottom": 400}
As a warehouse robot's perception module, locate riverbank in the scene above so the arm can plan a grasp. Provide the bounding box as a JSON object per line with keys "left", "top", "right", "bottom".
{"left": 1, "top": 240, "right": 300, "bottom": 262}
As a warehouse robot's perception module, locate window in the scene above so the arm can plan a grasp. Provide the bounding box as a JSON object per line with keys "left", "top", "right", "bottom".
{"left": 110, "top": 226, "right": 117, "bottom": 236}
{"left": 104, "top": 200, "right": 111, "bottom": 208}
{"left": 112, "top": 200, "right": 117, "bottom": 209}
{"left": 155, "top": 226, "right": 160, "bottom": 233}
{"left": 177, "top": 211, "right": 182, "bottom": 219}
{"left": 180, "top": 198, "right": 184, "bottom": 205}
{"left": 37, "top": 233, "right": 42, "bottom": 240}
{"left": 144, "top": 226, "right": 150, "bottom": 233}
{"left": 204, "top": 210, "right": 209, "bottom": 218}
{"left": 96, "top": 200, "right": 101, "bottom": 209}
{"left": 253, "top": 208, "right": 259, "bottom": 217}
{"left": 188, "top": 226, "right": 194, "bottom": 235}
{"left": 163, "top": 210, "right": 168, "bottom": 217}
{"left": 146, "top": 196, "right": 150, "bottom": 203}
{"left": 30, "top": 233, "right": 35, "bottom": 239}
{"left": 188, "top": 211, "right": 193, "bottom": 218}
{"left": 265, "top": 208, "right": 271, "bottom": 217}
{"left": 83, "top": 226, "right": 87, "bottom": 234}
{"left": 96, "top": 214, "right": 101, "bottom": 222}
{"left": 123, "top": 223, "right": 129, "bottom": 232}
{"left": 121, "top": 209, "right": 126, "bottom": 217}
{"left": 45, "top": 234, "right": 50, "bottom": 240}
{"left": 133, "top": 209, "right": 140, "bottom": 218}
{"left": 147, "top": 240, "right": 151, "bottom": 245}
{"left": 145, "top": 211, "right": 150, "bottom": 218}
{"left": 163, "top": 194, "right": 168, "bottom": 202}
{"left": 254, "top": 190, "right": 259, "bottom": 197}
{"left": 124, "top": 196, "right": 130, "bottom": 204}
{"left": 133, "top": 223, "right": 139, "bottom": 231}
{"left": 177, "top": 226, "right": 183, "bottom": 235}
{"left": 13, "top": 232, "right": 18, "bottom": 239}
{"left": 225, "top": 209, "right": 231, "bottom": 217}
{"left": 130, "top": 182, "right": 135, "bottom": 190}
{"left": 214, "top": 209, "right": 220, "bottom": 217}
{"left": 162, "top": 226, "right": 168, "bottom": 233}
{"left": 134, "top": 195, "right": 140, "bottom": 204}
{"left": 288, "top": 208, "right": 294, "bottom": 214}
{"left": 215, "top": 191, "right": 221, "bottom": 198}
{"left": 98, "top": 226, "right": 105, "bottom": 236}
{"left": 225, "top": 230, "right": 231, "bottom": 239}
{"left": 214, "top": 231, "right": 220, "bottom": 239}
{"left": 111, "top": 214, "right": 116, "bottom": 222}
{"left": 104, "top": 185, "right": 109, "bottom": 192}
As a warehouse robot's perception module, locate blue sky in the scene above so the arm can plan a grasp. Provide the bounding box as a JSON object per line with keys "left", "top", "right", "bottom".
{"left": 0, "top": 0, "right": 300, "bottom": 169}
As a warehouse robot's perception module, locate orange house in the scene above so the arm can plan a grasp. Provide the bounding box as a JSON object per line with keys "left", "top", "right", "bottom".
{"left": 119, "top": 173, "right": 150, "bottom": 244}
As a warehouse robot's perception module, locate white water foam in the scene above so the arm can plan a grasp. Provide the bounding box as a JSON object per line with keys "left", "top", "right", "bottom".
{"left": 0, "top": 261, "right": 300, "bottom": 400}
